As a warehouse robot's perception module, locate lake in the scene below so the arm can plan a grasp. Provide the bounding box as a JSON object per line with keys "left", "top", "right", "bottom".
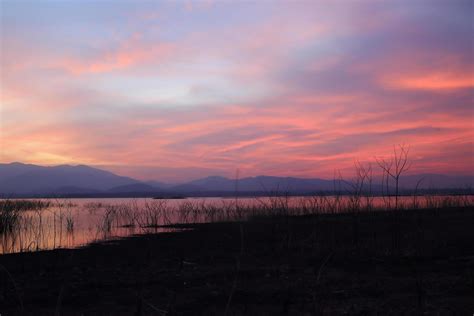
{"left": 1, "top": 195, "right": 471, "bottom": 254}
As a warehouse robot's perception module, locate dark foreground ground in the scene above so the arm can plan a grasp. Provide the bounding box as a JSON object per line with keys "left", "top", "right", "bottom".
{"left": 1, "top": 207, "right": 474, "bottom": 315}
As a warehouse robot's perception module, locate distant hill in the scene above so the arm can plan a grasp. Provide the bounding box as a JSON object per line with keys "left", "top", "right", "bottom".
{"left": 108, "top": 183, "right": 159, "bottom": 193}
{"left": 0, "top": 162, "right": 44, "bottom": 179}
{"left": 169, "top": 183, "right": 204, "bottom": 193}
{"left": 185, "top": 175, "right": 337, "bottom": 193}
{"left": 144, "top": 180, "right": 173, "bottom": 189}
{"left": 398, "top": 174, "right": 474, "bottom": 189}
{"left": 0, "top": 162, "right": 139, "bottom": 195}
{"left": 53, "top": 186, "right": 102, "bottom": 195}
{"left": 0, "top": 162, "right": 471, "bottom": 197}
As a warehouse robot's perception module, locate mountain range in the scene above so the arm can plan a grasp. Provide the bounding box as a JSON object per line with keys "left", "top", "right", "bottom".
{"left": 0, "top": 162, "right": 472, "bottom": 197}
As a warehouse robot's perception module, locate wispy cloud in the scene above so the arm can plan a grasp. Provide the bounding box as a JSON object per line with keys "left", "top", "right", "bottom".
{"left": 1, "top": 1, "right": 472, "bottom": 181}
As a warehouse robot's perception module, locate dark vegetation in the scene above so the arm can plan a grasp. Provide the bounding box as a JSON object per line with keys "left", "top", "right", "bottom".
{"left": 0, "top": 200, "right": 50, "bottom": 235}
{"left": 0, "top": 200, "right": 50, "bottom": 213}
{"left": 0, "top": 204, "right": 473, "bottom": 315}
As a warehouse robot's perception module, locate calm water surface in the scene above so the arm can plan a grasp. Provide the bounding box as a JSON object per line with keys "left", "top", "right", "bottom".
{"left": 1, "top": 195, "right": 471, "bottom": 254}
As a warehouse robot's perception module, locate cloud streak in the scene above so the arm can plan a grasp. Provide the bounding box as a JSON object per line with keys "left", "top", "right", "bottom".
{"left": 1, "top": 1, "right": 472, "bottom": 181}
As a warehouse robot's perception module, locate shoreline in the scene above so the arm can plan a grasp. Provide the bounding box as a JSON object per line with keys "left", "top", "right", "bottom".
{"left": 2, "top": 190, "right": 473, "bottom": 199}
{"left": 1, "top": 206, "right": 473, "bottom": 314}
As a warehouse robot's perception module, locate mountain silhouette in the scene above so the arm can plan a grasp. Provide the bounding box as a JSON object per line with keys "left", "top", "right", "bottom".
{"left": 0, "top": 162, "right": 472, "bottom": 197}
{"left": 0, "top": 163, "right": 139, "bottom": 195}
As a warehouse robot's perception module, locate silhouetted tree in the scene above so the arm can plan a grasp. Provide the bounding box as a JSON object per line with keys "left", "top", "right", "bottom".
{"left": 376, "top": 144, "right": 411, "bottom": 210}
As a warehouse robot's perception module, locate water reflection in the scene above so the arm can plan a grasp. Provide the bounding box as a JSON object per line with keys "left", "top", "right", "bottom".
{"left": 1, "top": 195, "right": 472, "bottom": 254}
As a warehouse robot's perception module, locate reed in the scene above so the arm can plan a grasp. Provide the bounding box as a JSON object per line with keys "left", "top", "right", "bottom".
{"left": 1, "top": 193, "right": 472, "bottom": 255}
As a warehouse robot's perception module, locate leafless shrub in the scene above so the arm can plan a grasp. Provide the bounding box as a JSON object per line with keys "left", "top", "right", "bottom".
{"left": 376, "top": 144, "right": 411, "bottom": 210}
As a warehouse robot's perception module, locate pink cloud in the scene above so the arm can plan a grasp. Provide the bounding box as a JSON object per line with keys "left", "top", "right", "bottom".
{"left": 382, "top": 71, "right": 473, "bottom": 91}
{"left": 1, "top": 2, "right": 472, "bottom": 181}
{"left": 60, "top": 35, "right": 176, "bottom": 75}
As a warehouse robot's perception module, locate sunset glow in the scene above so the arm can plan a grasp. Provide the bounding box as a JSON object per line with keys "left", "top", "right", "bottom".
{"left": 1, "top": 1, "right": 472, "bottom": 181}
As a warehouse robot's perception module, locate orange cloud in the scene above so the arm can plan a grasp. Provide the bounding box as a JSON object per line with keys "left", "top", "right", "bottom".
{"left": 383, "top": 71, "right": 474, "bottom": 91}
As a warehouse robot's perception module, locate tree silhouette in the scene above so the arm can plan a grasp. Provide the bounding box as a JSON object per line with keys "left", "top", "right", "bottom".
{"left": 376, "top": 144, "right": 411, "bottom": 210}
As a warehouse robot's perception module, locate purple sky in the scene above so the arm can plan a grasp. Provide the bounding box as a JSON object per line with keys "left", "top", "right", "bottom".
{"left": 1, "top": 0, "right": 473, "bottom": 181}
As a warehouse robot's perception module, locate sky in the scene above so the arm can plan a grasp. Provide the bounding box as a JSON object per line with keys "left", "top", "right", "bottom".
{"left": 0, "top": 0, "right": 473, "bottom": 182}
